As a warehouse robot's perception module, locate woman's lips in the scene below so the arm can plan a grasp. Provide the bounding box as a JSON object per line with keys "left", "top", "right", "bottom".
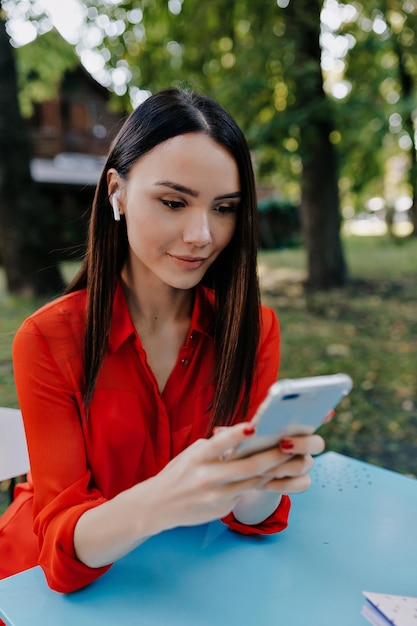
{"left": 168, "top": 254, "right": 208, "bottom": 269}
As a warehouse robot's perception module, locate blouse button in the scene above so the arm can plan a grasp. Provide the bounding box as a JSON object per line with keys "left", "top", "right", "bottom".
{"left": 181, "top": 358, "right": 189, "bottom": 366}
{"left": 189, "top": 334, "right": 194, "bottom": 340}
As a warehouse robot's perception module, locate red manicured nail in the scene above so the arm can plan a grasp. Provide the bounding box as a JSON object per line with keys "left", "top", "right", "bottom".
{"left": 243, "top": 426, "right": 256, "bottom": 436}
{"left": 280, "top": 438, "right": 294, "bottom": 450}
{"left": 324, "top": 410, "right": 335, "bottom": 424}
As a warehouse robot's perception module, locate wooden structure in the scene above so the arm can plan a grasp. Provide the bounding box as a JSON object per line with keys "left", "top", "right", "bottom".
{"left": 24, "top": 65, "right": 126, "bottom": 260}
{"left": 27, "top": 66, "right": 124, "bottom": 160}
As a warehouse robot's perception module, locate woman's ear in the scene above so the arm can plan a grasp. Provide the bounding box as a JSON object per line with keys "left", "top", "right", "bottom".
{"left": 107, "top": 168, "right": 124, "bottom": 220}
{"left": 107, "top": 168, "right": 121, "bottom": 198}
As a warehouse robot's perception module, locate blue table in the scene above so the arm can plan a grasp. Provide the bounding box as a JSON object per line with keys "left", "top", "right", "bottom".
{"left": 1, "top": 452, "right": 416, "bottom": 626}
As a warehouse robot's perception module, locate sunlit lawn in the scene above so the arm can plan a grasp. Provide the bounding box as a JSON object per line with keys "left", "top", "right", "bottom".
{"left": 1, "top": 234, "right": 416, "bottom": 514}
{"left": 259, "top": 234, "right": 417, "bottom": 476}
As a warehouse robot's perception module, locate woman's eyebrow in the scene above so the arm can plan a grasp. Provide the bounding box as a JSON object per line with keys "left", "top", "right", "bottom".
{"left": 155, "top": 181, "right": 242, "bottom": 202}
{"left": 154, "top": 181, "right": 199, "bottom": 197}
{"left": 214, "top": 192, "right": 242, "bottom": 201}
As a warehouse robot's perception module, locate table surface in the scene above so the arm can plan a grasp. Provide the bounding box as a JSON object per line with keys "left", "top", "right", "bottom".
{"left": 1, "top": 452, "right": 416, "bottom": 626}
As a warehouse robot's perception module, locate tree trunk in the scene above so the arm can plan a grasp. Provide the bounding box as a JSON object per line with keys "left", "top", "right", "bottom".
{"left": 0, "top": 4, "right": 63, "bottom": 295}
{"left": 301, "top": 132, "right": 346, "bottom": 288}
{"left": 284, "top": 0, "right": 347, "bottom": 289}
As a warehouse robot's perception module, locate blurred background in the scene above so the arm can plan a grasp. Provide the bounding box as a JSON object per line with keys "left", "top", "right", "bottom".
{"left": 0, "top": 0, "right": 416, "bottom": 513}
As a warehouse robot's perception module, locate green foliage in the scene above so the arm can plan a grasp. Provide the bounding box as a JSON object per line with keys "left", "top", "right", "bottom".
{"left": 258, "top": 197, "right": 301, "bottom": 249}
{"left": 79, "top": 0, "right": 327, "bottom": 197}
{"left": 333, "top": 1, "right": 417, "bottom": 210}
{"left": 16, "top": 29, "right": 78, "bottom": 116}
{"left": 5, "top": 0, "right": 417, "bottom": 211}
{"left": 75, "top": 0, "right": 417, "bottom": 215}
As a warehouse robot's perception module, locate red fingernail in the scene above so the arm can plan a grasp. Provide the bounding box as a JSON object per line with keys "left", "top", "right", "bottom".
{"left": 324, "top": 410, "right": 335, "bottom": 423}
{"left": 280, "top": 438, "right": 294, "bottom": 450}
{"left": 243, "top": 426, "right": 256, "bottom": 436}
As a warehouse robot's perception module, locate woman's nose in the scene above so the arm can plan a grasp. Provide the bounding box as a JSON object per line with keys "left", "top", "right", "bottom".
{"left": 182, "top": 210, "right": 212, "bottom": 247}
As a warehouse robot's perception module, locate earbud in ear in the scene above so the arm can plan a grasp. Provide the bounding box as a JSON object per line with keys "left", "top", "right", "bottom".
{"left": 112, "top": 191, "right": 121, "bottom": 221}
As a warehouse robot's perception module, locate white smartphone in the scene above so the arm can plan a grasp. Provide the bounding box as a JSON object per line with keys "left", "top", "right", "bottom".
{"left": 232, "top": 373, "right": 353, "bottom": 459}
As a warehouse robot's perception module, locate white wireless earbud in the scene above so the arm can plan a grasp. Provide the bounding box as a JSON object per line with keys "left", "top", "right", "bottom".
{"left": 112, "top": 191, "right": 121, "bottom": 221}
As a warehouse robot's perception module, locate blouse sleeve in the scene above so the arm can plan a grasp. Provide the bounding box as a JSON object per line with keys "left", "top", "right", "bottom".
{"left": 221, "top": 305, "right": 292, "bottom": 535}
{"left": 13, "top": 316, "right": 111, "bottom": 593}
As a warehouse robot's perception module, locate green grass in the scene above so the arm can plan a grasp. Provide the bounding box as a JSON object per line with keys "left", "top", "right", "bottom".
{"left": 1, "top": 235, "right": 416, "bottom": 515}
{"left": 259, "top": 235, "right": 417, "bottom": 476}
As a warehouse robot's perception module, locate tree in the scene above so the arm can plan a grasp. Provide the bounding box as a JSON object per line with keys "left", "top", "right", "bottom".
{"left": 331, "top": 1, "right": 417, "bottom": 235}
{"left": 280, "top": 0, "right": 346, "bottom": 288}
{"left": 392, "top": 35, "right": 417, "bottom": 235}
{"left": 16, "top": 24, "right": 80, "bottom": 118}
{"left": 379, "top": 1, "right": 417, "bottom": 236}
{"left": 80, "top": 0, "right": 347, "bottom": 289}
{"left": 0, "top": 1, "right": 63, "bottom": 295}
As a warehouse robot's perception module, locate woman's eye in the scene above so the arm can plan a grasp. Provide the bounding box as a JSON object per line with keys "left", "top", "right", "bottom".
{"left": 215, "top": 204, "right": 238, "bottom": 214}
{"left": 161, "top": 199, "right": 184, "bottom": 210}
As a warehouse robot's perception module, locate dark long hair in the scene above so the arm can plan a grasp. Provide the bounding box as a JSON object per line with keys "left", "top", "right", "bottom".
{"left": 67, "top": 88, "right": 260, "bottom": 428}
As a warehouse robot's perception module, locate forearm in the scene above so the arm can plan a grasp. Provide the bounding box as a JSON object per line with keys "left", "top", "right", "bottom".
{"left": 73, "top": 476, "right": 163, "bottom": 569}
{"left": 232, "top": 490, "right": 282, "bottom": 525}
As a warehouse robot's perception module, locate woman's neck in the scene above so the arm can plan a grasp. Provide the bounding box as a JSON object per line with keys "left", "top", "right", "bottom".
{"left": 120, "top": 264, "right": 194, "bottom": 392}
{"left": 120, "top": 265, "right": 193, "bottom": 331}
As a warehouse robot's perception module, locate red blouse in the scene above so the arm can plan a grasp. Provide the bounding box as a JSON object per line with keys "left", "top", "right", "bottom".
{"left": 0, "top": 283, "right": 290, "bottom": 592}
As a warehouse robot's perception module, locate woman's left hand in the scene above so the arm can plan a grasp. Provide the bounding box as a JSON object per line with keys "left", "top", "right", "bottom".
{"left": 254, "top": 433, "right": 325, "bottom": 494}
{"left": 226, "top": 431, "right": 326, "bottom": 525}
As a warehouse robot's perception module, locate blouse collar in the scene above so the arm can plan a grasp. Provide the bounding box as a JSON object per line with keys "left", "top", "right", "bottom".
{"left": 108, "top": 282, "right": 215, "bottom": 353}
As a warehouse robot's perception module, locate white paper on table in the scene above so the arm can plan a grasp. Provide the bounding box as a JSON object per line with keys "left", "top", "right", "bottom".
{"left": 362, "top": 591, "right": 417, "bottom": 626}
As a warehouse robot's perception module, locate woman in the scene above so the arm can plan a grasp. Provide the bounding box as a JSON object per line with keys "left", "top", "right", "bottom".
{"left": 0, "top": 88, "right": 324, "bottom": 593}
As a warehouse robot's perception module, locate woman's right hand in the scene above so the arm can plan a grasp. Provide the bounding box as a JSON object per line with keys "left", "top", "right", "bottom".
{"left": 148, "top": 422, "right": 279, "bottom": 531}
{"left": 75, "top": 422, "right": 267, "bottom": 568}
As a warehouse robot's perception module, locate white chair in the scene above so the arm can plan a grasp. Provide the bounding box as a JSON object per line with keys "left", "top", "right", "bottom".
{"left": 0, "top": 407, "right": 30, "bottom": 482}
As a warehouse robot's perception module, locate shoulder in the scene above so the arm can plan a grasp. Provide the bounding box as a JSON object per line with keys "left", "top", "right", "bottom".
{"left": 14, "top": 290, "right": 87, "bottom": 351}
{"left": 259, "top": 304, "right": 280, "bottom": 343}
